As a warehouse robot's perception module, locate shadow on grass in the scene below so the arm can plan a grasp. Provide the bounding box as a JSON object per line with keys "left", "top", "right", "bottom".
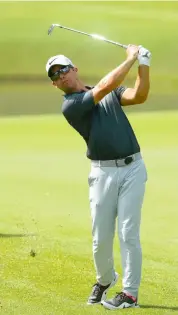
{"left": 140, "top": 305, "right": 178, "bottom": 311}
{"left": 0, "top": 233, "right": 36, "bottom": 238}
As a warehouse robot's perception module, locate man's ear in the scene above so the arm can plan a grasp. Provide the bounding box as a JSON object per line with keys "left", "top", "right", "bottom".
{"left": 73, "top": 67, "right": 78, "bottom": 73}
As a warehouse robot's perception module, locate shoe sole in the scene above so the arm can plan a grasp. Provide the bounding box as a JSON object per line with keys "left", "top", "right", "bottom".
{"left": 102, "top": 301, "right": 140, "bottom": 310}
{"left": 87, "top": 272, "right": 119, "bottom": 306}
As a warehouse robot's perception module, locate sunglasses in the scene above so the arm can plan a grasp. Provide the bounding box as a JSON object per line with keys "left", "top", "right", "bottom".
{"left": 50, "top": 65, "right": 73, "bottom": 81}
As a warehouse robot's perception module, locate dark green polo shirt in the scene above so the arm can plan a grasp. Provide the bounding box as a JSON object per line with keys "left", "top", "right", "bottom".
{"left": 62, "top": 86, "right": 140, "bottom": 160}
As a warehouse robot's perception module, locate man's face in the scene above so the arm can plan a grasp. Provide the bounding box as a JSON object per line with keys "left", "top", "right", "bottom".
{"left": 50, "top": 64, "right": 78, "bottom": 92}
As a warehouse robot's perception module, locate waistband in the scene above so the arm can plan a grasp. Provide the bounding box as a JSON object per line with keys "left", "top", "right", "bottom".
{"left": 91, "top": 152, "right": 142, "bottom": 167}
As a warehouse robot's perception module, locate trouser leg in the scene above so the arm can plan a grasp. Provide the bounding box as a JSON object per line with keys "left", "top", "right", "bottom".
{"left": 89, "top": 166, "right": 118, "bottom": 286}
{"left": 117, "top": 160, "right": 147, "bottom": 297}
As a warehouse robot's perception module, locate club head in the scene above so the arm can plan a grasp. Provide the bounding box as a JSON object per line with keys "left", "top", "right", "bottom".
{"left": 48, "top": 24, "right": 57, "bottom": 35}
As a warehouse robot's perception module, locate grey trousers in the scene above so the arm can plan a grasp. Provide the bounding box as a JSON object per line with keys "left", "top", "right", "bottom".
{"left": 88, "top": 157, "right": 147, "bottom": 298}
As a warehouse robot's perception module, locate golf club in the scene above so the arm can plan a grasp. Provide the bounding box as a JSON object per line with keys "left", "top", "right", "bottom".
{"left": 48, "top": 23, "right": 128, "bottom": 49}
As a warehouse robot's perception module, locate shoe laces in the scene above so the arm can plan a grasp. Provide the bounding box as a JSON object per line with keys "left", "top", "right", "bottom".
{"left": 115, "top": 292, "right": 136, "bottom": 303}
{"left": 115, "top": 292, "right": 126, "bottom": 301}
{"left": 92, "top": 283, "right": 102, "bottom": 296}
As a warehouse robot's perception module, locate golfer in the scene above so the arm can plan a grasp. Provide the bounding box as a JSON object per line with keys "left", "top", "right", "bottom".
{"left": 46, "top": 44, "right": 151, "bottom": 310}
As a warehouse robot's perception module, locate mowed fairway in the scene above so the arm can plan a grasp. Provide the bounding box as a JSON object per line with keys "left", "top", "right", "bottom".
{"left": 0, "top": 111, "right": 178, "bottom": 315}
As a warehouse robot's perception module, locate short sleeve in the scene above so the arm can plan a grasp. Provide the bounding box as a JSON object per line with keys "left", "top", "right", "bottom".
{"left": 114, "top": 86, "right": 127, "bottom": 103}
{"left": 62, "top": 90, "right": 95, "bottom": 121}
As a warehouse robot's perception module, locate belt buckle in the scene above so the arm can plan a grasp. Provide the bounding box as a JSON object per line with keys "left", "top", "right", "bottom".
{"left": 124, "top": 156, "right": 133, "bottom": 165}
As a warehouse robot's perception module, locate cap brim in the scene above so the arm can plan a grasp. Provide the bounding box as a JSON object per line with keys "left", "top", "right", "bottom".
{"left": 47, "top": 62, "right": 64, "bottom": 77}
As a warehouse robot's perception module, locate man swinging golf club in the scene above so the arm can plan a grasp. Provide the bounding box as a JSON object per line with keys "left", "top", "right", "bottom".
{"left": 46, "top": 43, "right": 151, "bottom": 310}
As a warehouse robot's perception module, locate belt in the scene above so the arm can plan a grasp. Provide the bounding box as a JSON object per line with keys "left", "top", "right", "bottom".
{"left": 91, "top": 152, "right": 141, "bottom": 167}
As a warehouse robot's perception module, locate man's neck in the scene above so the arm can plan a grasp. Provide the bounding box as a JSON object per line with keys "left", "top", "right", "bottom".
{"left": 73, "top": 80, "right": 89, "bottom": 92}
{"left": 65, "top": 79, "right": 90, "bottom": 94}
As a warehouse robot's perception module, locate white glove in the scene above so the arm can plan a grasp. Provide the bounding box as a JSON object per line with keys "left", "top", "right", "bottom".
{"left": 138, "top": 46, "right": 151, "bottom": 66}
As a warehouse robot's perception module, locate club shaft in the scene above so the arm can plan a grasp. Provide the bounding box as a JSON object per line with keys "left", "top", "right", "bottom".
{"left": 57, "top": 25, "right": 92, "bottom": 37}
{"left": 100, "top": 39, "right": 128, "bottom": 49}
{"left": 49, "top": 24, "right": 128, "bottom": 49}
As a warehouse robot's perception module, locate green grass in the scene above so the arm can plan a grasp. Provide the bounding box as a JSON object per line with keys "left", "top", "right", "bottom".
{"left": 0, "top": 111, "right": 178, "bottom": 314}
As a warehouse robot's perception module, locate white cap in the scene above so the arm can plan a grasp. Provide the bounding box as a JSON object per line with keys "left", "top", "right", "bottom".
{"left": 46, "top": 54, "right": 74, "bottom": 76}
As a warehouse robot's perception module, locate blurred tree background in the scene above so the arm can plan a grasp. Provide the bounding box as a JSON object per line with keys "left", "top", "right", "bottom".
{"left": 0, "top": 1, "right": 178, "bottom": 115}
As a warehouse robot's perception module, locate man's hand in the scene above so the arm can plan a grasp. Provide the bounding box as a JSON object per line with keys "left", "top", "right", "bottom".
{"left": 126, "top": 45, "right": 139, "bottom": 61}
{"left": 138, "top": 46, "right": 151, "bottom": 66}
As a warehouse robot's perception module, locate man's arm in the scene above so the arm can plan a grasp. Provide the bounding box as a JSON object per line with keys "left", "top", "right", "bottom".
{"left": 120, "top": 65, "right": 150, "bottom": 106}
{"left": 92, "top": 45, "right": 139, "bottom": 105}
{"left": 120, "top": 46, "right": 151, "bottom": 106}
